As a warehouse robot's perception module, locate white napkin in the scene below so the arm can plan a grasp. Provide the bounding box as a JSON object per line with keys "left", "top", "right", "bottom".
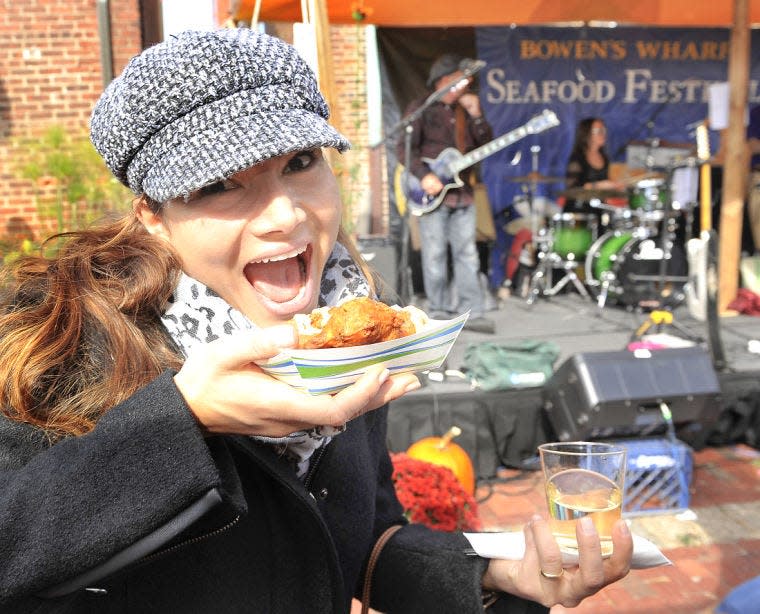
{"left": 464, "top": 531, "right": 671, "bottom": 569}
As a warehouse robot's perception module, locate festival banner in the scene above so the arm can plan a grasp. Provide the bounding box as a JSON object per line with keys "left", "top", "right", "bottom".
{"left": 476, "top": 26, "right": 760, "bottom": 285}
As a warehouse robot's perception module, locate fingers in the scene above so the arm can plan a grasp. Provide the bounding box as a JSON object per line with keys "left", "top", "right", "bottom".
{"left": 507, "top": 516, "right": 633, "bottom": 611}
{"left": 312, "top": 368, "right": 420, "bottom": 427}
{"left": 606, "top": 520, "right": 633, "bottom": 580}
{"left": 575, "top": 517, "right": 605, "bottom": 592}
{"left": 290, "top": 365, "right": 388, "bottom": 429}
{"left": 329, "top": 365, "right": 390, "bottom": 422}
{"left": 218, "top": 325, "right": 297, "bottom": 365}
{"left": 179, "top": 325, "right": 423, "bottom": 438}
{"left": 528, "top": 515, "right": 564, "bottom": 579}
{"left": 574, "top": 518, "right": 633, "bottom": 596}
{"left": 458, "top": 92, "right": 481, "bottom": 115}
{"left": 366, "top": 372, "right": 421, "bottom": 408}
{"left": 421, "top": 173, "right": 443, "bottom": 195}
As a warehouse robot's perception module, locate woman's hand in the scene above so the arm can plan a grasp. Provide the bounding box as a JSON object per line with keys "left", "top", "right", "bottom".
{"left": 481, "top": 515, "right": 633, "bottom": 609}
{"left": 173, "top": 325, "right": 421, "bottom": 437}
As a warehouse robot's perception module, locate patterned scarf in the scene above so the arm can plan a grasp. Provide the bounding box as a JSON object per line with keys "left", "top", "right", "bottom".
{"left": 161, "top": 242, "right": 371, "bottom": 477}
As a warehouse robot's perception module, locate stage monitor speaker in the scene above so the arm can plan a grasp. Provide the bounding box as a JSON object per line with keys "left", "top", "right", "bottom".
{"left": 357, "top": 235, "right": 398, "bottom": 295}
{"left": 542, "top": 347, "right": 722, "bottom": 448}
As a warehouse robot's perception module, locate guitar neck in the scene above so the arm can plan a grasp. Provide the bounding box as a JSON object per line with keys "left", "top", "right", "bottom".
{"left": 696, "top": 122, "right": 712, "bottom": 232}
{"left": 451, "top": 127, "right": 527, "bottom": 174}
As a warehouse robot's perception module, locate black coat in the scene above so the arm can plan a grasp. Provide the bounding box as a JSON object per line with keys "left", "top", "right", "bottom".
{"left": 0, "top": 372, "right": 547, "bottom": 613}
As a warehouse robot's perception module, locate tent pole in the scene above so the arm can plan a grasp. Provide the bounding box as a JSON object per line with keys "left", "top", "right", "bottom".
{"left": 719, "top": 0, "right": 750, "bottom": 313}
{"left": 308, "top": 0, "right": 342, "bottom": 168}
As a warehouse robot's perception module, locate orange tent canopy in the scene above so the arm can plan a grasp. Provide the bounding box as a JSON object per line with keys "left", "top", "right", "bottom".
{"left": 229, "top": 0, "right": 760, "bottom": 27}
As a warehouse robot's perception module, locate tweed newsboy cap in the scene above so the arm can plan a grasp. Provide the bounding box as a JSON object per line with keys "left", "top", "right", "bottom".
{"left": 90, "top": 29, "right": 350, "bottom": 203}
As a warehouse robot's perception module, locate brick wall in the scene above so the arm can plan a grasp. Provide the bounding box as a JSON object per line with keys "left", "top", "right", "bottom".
{"left": 0, "top": 0, "right": 142, "bottom": 242}
{"left": 0, "top": 5, "right": 381, "bottom": 242}
{"left": 330, "top": 23, "right": 387, "bottom": 236}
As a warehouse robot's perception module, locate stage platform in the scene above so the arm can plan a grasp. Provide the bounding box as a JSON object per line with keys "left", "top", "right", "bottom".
{"left": 387, "top": 292, "right": 760, "bottom": 477}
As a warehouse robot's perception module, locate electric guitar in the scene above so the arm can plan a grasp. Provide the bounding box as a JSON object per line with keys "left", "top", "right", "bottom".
{"left": 401, "top": 109, "right": 560, "bottom": 216}
{"left": 686, "top": 122, "right": 726, "bottom": 370}
{"left": 686, "top": 123, "right": 711, "bottom": 322}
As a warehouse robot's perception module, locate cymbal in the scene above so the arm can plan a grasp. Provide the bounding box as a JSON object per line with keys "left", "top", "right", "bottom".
{"left": 621, "top": 172, "right": 666, "bottom": 186}
{"left": 560, "top": 187, "right": 627, "bottom": 200}
{"left": 507, "top": 171, "right": 565, "bottom": 184}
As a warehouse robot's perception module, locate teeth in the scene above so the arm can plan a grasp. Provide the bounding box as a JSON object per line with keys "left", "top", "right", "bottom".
{"left": 251, "top": 245, "right": 306, "bottom": 264}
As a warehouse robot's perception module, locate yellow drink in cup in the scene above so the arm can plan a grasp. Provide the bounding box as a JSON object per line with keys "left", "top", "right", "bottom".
{"left": 539, "top": 442, "right": 626, "bottom": 557}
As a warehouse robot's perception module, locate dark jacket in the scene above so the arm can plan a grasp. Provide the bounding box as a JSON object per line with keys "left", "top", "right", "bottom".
{"left": 0, "top": 372, "right": 547, "bottom": 613}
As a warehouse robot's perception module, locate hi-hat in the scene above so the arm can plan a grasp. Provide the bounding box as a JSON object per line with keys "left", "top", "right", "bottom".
{"left": 507, "top": 171, "right": 565, "bottom": 184}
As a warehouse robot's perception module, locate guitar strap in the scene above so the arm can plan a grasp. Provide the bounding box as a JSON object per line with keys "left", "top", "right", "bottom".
{"left": 455, "top": 104, "right": 467, "bottom": 153}
{"left": 453, "top": 105, "right": 469, "bottom": 208}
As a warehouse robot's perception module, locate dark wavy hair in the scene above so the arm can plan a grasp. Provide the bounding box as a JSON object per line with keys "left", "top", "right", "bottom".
{"left": 569, "top": 117, "right": 610, "bottom": 163}
{"left": 0, "top": 207, "right": 183, "bottom": 437}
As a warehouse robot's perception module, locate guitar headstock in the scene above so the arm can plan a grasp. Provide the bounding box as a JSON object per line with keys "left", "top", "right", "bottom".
{"left": 696, "top": 121, "right": 710, "bottom": 161}
{"left": 526, "top": 109, "right": 560, "bottom": 135}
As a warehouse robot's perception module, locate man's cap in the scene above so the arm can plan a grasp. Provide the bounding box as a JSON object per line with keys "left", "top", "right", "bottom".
{"left": 90, "top": 29, "right": 350, "bottom": 203}
{"left": 426, "top": 53, "right": 473, "bottom": 88}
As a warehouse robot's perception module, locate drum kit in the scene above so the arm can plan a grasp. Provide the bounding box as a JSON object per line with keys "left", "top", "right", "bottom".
{"left": 506, "top": 157, "right": 696, "bottom": 310}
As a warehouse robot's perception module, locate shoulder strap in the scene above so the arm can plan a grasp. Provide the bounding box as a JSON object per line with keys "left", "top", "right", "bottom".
{"left": 361, "top": 524, "right": 402, "bottom": 614}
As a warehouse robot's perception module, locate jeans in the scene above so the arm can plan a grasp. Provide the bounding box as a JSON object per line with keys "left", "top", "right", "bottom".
{"left": 417, "top": 204, "right": 484, "bottom": 317}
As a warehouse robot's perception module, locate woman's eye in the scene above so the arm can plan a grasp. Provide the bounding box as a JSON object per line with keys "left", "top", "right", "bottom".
{"left": 285, "top": 150, "right": 317, "bottom": 173}
{"left": 199, "top": 179, "right": 237, "bottom": 196}
{"left": 185, "top": 179, "right": 237, "bottom": 202}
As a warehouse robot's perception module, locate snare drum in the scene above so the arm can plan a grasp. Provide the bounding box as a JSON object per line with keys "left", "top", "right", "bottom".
{"left": 550, "top": 212, "right": 597, "bottom": 260}
{"left": 628, "top": 178, "right": 669, "bottom": 218}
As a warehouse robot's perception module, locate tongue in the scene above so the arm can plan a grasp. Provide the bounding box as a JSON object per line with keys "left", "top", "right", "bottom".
{"left": 246, "top": 257, "right": 304, "bottom": 303}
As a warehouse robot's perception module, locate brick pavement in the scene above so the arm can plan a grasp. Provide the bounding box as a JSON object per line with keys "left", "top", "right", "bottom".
{"left": 475, "top": 444, "right": 760, "bottom": 614}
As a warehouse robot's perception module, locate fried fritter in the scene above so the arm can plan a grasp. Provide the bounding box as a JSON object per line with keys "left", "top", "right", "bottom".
{"left": 294, "top": 297, "right": 424, "bottom": 349}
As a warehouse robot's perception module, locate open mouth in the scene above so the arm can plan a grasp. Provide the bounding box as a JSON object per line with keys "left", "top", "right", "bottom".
{"left": 243, "top": 244, "right": 312, "bottom": 306}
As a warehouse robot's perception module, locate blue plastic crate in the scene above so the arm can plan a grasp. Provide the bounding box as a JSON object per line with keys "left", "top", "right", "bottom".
{"left": 614, "top": 438, "right": 693, "bottom": 513}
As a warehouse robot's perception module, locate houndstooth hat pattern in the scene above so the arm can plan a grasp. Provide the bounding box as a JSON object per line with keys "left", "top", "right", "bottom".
{"left": 90, "top": 29, "right": 350, "bottom": 203}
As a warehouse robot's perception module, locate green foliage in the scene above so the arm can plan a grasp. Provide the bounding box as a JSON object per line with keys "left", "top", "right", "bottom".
{"left": 15, "top": 125, "right": 132, "bottom": 243}
{"left": 1, "top": 238, "right": 35, "bottom": 266}
{"left": 334, "top": 153, "right": 361, "bottom": 237}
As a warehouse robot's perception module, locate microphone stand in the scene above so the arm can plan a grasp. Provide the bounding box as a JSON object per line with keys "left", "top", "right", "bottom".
{"left": 379, "top": 66, "right": 484, "bottom": 305}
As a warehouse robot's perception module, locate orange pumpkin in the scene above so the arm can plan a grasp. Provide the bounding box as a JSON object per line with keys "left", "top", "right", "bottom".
{"left": 406, "top": 426, "right": 476, "bottom": 494}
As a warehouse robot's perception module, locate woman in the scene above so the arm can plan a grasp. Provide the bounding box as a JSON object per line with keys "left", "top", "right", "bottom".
{"left": 564, "top": 117, "right": 624, "bottom": 214}
{"left": 0, "top": 30, "right": 631, "bottom": 613}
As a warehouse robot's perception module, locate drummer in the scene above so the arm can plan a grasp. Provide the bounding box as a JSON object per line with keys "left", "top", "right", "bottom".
{"left": 563, "top": 117, "right": 624, "bottom": 214}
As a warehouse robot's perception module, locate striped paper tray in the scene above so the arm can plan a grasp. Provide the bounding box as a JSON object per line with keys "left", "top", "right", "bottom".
{"left": 257, "top": 312, "right": 469, "bottom": 395}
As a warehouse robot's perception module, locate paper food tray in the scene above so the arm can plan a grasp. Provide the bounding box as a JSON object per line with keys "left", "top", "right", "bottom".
{"left": 257, "top": 312, "right": 469, "bottom": 394}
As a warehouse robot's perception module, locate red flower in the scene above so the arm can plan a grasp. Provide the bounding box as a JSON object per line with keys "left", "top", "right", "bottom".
{"left": 390, "top": 453, "right": 481, "bottom": 532}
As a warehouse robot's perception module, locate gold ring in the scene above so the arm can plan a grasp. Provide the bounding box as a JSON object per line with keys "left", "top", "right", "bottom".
{"left": 540, "top": 568, "right": 564, "bottom": 579}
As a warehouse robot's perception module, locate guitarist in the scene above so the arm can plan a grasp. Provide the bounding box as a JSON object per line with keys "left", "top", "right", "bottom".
{"left": 396, "top": 53, "right": 495, "bottom": 333}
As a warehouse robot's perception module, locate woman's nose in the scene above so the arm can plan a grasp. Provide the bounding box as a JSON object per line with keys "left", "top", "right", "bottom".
{"left": 249, "top": 188, "right": 302, "bottom": 236}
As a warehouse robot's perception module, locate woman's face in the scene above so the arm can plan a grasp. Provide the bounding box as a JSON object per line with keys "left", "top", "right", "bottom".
{"left": 589, "top": 120, "right": 607, "bottom": 149}
{"left": 138, "top": 149, "right": 341, "bottom": 328}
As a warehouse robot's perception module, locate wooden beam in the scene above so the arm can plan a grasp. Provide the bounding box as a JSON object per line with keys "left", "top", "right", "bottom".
{"left": 719, "top": 0, "right": 750, "bottom": 313}
{"left": 229, "top": 0, "right": 760, "bottom": 27}
{"left": 307, "top": 0, "right": 342, "bottom": 168}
